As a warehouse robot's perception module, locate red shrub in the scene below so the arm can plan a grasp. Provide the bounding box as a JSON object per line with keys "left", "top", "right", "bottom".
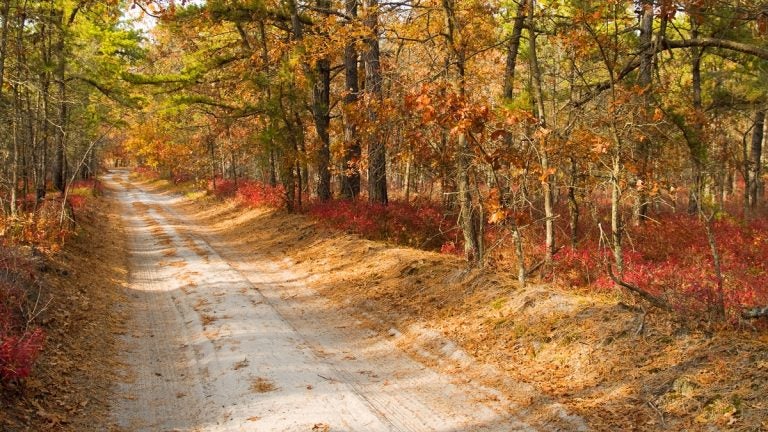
{"left": 0, "top": 329, "right": 45, "bottom": 380}
{"left": 207, "top": 178, "right": 285, "bottom": 208}
{"left": 440, "top": 241, "right": 461, "bottom": 256}
{"left": 208, "top": 178, "right": 238, "bottom": 198}
{"left": 133, "top": 166, "right": 159, "bottom": 179}
{"left": 307, "top": 199, "right": 453, "bottom": 249}
{"left": 546, "top": 214, "right": 768, "bottom": 319}
{"left": 66, "top": 195, "right": 87, "bottom": 210}
{"left": 236, "top": 181, "right": 285, "bottom": 208}
{"left": 0, "top": 248, "right": 46, "bottom": 383}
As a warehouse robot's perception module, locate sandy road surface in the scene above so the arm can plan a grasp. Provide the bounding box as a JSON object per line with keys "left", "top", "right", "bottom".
{"left": 105, "top": 170, "right": 543, "bottom": 432}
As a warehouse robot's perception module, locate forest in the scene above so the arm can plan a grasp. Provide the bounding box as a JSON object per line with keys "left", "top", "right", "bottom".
{"left": 1, "top": 0, "right": 768, "bottom": 429}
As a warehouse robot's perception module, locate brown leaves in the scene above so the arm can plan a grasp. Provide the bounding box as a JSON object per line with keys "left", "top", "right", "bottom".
{"left": 406, "top": 84, "right": 492, "bottom": 135}
{"left": 250, "top": 376, "right": 277, "bottom": 393}
{"left": 1, "top": 195, "right": 131, "bottom": 431}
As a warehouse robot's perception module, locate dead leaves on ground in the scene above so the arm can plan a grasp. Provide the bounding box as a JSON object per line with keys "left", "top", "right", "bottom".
{"left": 250, "top": 377, "right": 277, "bottom": 393}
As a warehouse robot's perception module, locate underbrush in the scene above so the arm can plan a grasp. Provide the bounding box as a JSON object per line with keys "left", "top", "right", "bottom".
{"left": 207, "top": 177, "right": 453, "bottom": 249}
{"left": 136, "top": 167, "right": 768, "bottom": 322}
{"left": 0, "top": 180, "right": 102, "bottom": 388}
{"left": 546, "top": 214, "right": 768, "bottom": 321}
{"left": 0, "top": 247, "right": 47, "bottom": 384}
{"left": 208, "top": 178, "right": 286, "bottom": 208}
{"left": 307, "top": 199, "right": 455, "bottom": 250}
{"left": 66, "top": 179, "right": 104, "bottom": 211}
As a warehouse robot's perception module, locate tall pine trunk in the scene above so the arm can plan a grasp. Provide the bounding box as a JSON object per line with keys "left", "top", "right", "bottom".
{"left": 0, "top": 0, "right": 10, "bottom": 99}
{"left": 340, "top": 0, "right": 360, "bottom": 200}
{"left": 365, "top": 0, "right": 387, "bottom": 204}
{"left": 750, "top": 109, "right": 765, "bottom": 209}
{"left": 633, "top": 0, "right": 654, "bottom": 225}
{"left": 53, "top": 9, "right": 67, "bottom": 192}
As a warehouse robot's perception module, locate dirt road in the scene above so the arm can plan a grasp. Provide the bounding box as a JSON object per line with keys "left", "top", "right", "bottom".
{"left": 105, "top": 170, "right": 547, "bottom": 432}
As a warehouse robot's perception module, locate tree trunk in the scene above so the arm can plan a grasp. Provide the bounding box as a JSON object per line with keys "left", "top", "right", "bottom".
{"left": 0, "top": 0, "right": 9, "bottom": 215}
{"left": 287, "top": 0, "right": 303, "bottom": 39}
{"left": 457, "top": 133, "right": 480, "bottom": 262}
{"left": 701, "top": 211, "right": 725, "bottom": 319}
{"left": 365, "top": 0, "right": 388, "bottom": 204}
{"left": 310, "top": 0, "right": 332, "bottom": 201}
{"left": 340, "top": 0, "right": 361, "bottom": 200}
{"left": 312, "top": 51, "right": 332, "bottom": 201}
{"left": 281, "top": 148, "right": 296, "bottom": 212}
{"left": 0, "top": 0, "right": 10, "bottom": 101}
{"left": 52, "top": 9, "right": 67, "bottom": 192}
{"left": 500, "top": 0, "right": 529, "bottom": 284}
{"left": 611, "top": 153, "right": 623, "bottom": 274}
{"left": 208, "top": 138, "right": 217, "bottom": 190}
{"left": 404, "top": 151, "right": 412, "bottom": 203}
{"left": 442, "top": 0, "right": 481, "bottom": 263}
{"left": 568, "top": 157, "right": 579, "bottom": 247}
{"left": 17, "top": 8, "right": 46, "bottom": 203}
{"left": 10, "top": 78, "right": 21, "bottom": 217}
{"left": 269, "top": 149, "right": 277, "bottom": 187}
{"left": 687, "top": 19, "right": 707, "bottom": 215}
{"left": 256, "top": 21, "right": 278, "bottom": 190}
{"left": 633, "top": 0, "right": 654, "bottom": 225}
{"left": 750, "top": 109, "right": 765, "bottom": 209}
{"left": 528, "top": 3, "right": 555, "bottom": 263}
{"left": 502, "top": 0, "right": 528, "bottom": 101}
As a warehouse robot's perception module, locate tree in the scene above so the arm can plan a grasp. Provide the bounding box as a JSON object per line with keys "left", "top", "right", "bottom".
{"left": 364, "top": 0, "right": 387, "bottom": 204}
{"left": 0, "top": 0, "right": 142, "bottom": 218}
{"left": 340, "top": 0, "right": 361, "bottom": 200}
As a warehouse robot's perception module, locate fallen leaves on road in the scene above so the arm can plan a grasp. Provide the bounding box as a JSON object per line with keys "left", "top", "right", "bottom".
{"left": 250, "top": 377, "right": 277, "bottom": 393}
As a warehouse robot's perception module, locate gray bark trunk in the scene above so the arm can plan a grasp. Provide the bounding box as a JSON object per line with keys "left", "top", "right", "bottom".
{"left": 568, "top": 157, "right": 579, "bottom": 247}
{"left": 528, "top": 2, "right": 554, "bottom": 264}
{"left": 687, "top": 19, "right": 706, "bottom": 215}
{"left": 611, "top": 153, "right": 623, "bottom": 274}
{"left": 633, "top": 0, "right": 654, "bottom": 224}
{"left": 443, "top": 0, "right": 481, "bottom": 263}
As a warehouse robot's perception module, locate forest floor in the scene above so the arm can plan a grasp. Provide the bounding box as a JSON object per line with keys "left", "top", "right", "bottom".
{"left": 2, "top": 169, "right": 768, "bottom": 431}
{"left": 0, "top": 177, "right": 130, "bottom": 431}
